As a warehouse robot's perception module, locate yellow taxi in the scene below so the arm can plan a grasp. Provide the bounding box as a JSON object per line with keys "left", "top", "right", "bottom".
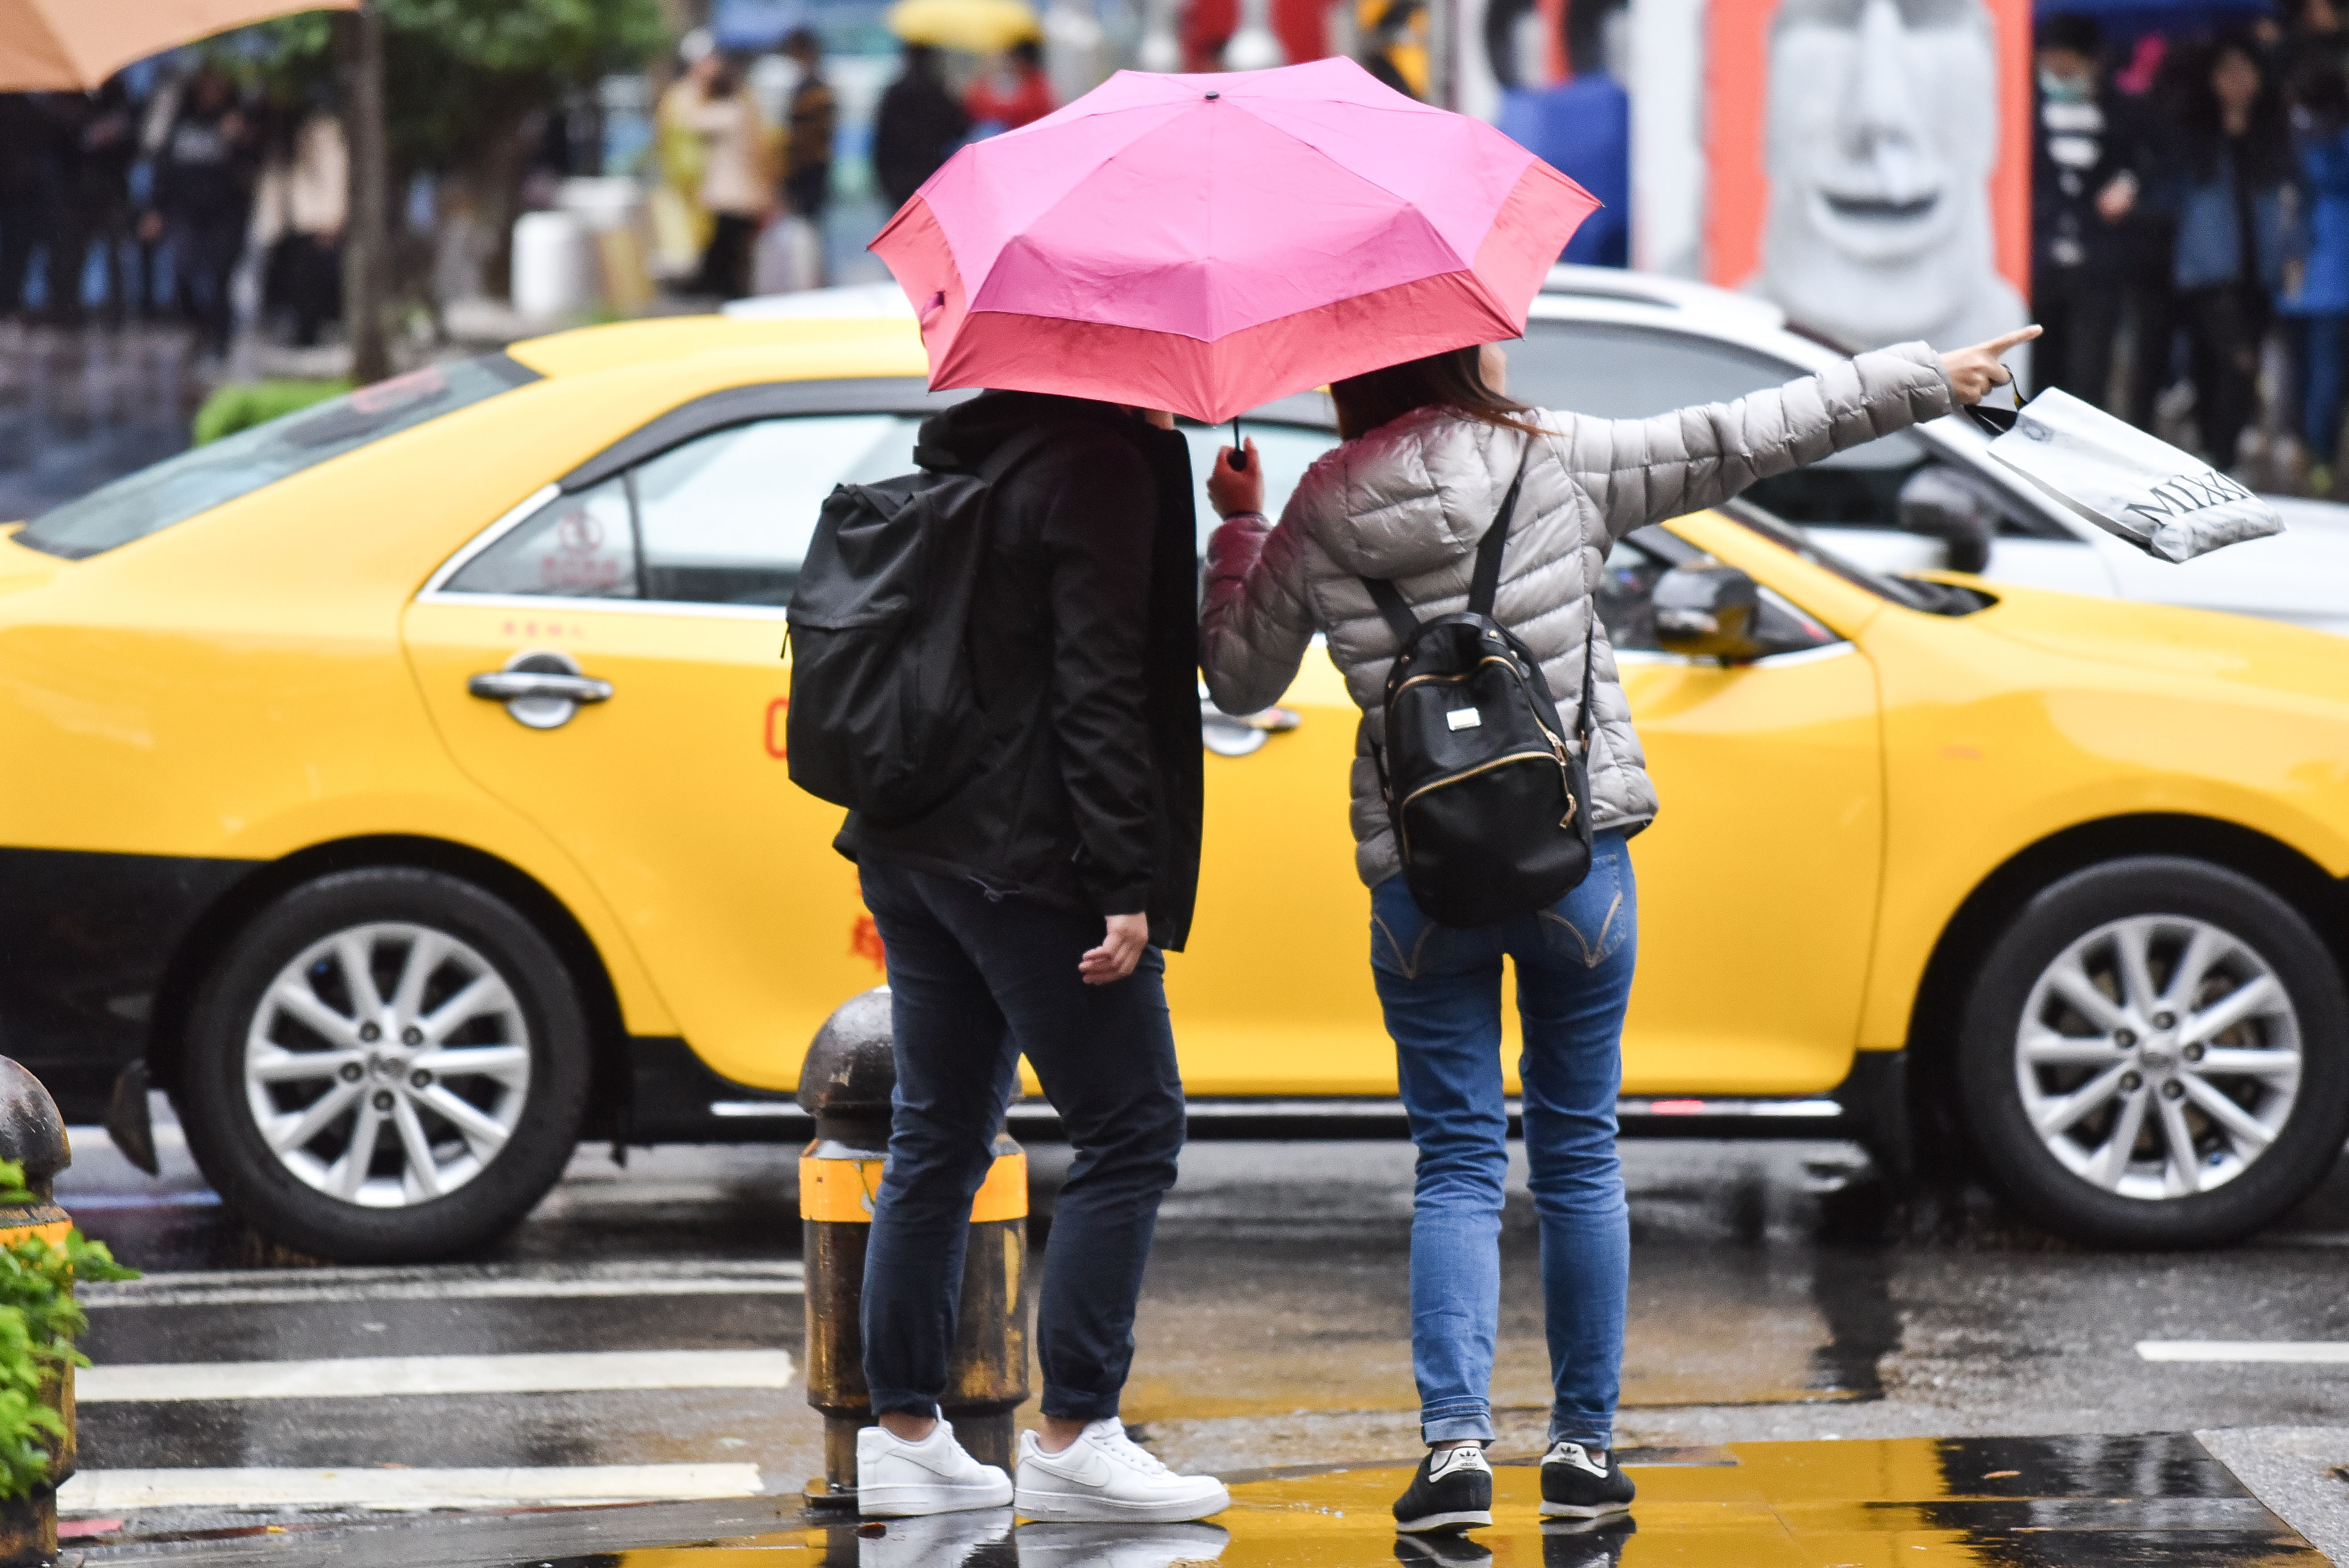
{"left": 5, "top": 313, "right": 2345, "bottom": 1260}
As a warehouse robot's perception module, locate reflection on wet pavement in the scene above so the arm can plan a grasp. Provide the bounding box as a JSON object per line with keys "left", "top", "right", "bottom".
{"left": 67, "top": 1434, "right": 2325, "bottom": 1564}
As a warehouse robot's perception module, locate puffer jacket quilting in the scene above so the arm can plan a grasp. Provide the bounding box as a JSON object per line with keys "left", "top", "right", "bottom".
{"left": 1199, "top": 342, "right": 1955, "bottom": 889}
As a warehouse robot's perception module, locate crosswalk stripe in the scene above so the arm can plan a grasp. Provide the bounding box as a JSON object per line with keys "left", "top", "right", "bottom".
{"left": 80, "top": 1260, "right": 804, "bottom": 1309}
{"left": 59, "top": 1464, "right": 766, "bottom": 1510}
{"left": 80, "top": 1349, "right": 797, "bottom": 1402}
{"left": 2136, "top": 1340, "right": 2349, "bottom": 1363}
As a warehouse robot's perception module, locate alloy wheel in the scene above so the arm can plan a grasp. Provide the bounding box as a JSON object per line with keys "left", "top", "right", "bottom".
{"left": 243, "top": 921, "right": 533, "bottom": 1207}
{"left": 2015, "top": 914, "right": 2301, "bottom": 1200}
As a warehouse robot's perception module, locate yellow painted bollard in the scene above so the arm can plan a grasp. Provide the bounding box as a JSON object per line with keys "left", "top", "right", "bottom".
{"left": 0, "top": 1059, "right": 72, "bottom": 1568}
{"left": 797, "top": 989, "right": 1031, "bottom": 1517}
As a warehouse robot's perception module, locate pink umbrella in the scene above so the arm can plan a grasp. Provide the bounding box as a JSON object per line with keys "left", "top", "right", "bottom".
{"left": 870, "top": 57, "right": 1599, "bottom": 424}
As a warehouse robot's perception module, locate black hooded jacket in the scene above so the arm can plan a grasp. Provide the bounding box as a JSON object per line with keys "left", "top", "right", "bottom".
{"left": 833, "top": 392, "right": 1205, "bottom": 950}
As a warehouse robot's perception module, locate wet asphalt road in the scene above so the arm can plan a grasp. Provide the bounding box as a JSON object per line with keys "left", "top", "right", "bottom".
{"left": 53, "top": 1105, "right": 2349, "bottom": 1561}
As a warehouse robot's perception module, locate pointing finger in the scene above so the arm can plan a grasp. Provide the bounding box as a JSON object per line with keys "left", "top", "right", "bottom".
{"left": 1980, "top": 324, "right": 2043, "bottom": 354}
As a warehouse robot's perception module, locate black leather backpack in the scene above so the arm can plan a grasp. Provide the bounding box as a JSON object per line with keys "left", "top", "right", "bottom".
{"left": 1364, "top": 457, "right": 1597, "bottom": 928}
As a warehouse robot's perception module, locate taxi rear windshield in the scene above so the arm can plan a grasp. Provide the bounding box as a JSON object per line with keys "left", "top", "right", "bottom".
{"left": 16, "top": 355, "right": 540, "bottom": 560}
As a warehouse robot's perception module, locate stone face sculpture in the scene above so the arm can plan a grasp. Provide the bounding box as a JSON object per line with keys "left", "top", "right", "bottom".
{"left": 1756, "top": 0, "right": 2030, "bottom": 358}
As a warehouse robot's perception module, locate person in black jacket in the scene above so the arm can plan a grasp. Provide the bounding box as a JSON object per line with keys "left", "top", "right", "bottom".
{"left": 837, "top": 392, "right": 1228, "bottom": 1524}
{"left": 872, "top": 44, "right": 970, "bottom": 213}
{"left": 2032, "top": 14, "right": 2138, "bottom": 405}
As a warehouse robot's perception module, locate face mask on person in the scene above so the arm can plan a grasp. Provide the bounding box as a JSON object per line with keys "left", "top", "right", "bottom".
{"left": 2039, "top": 66, "right": 2091, "bottom": 101}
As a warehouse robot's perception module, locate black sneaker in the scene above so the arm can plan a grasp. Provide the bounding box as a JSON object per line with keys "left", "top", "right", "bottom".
{"left": 1392, "top": 1445, "right": 1494, "bottom": 1534}
{"left": 1538, "top": 1441, "right": 1634, "bottom": 1519}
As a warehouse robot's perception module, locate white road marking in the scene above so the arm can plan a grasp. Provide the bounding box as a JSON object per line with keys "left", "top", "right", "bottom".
{"left": 80, "top": 1349, "right": 796, "bottom": 1402}
{"left": 59, "top": 1464, "right": 765, "bottom": 1511}
{"left": 2137, "top": 1341, "right": 2349, "bottom": 1363}
{"left": 81, "top": 1259, "right": 804, "bottom": 1309}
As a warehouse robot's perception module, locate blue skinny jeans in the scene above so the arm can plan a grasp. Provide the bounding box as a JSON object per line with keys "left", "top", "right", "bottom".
{"left": 1370, "top": 831, "right": 1636, "bottom": 1450}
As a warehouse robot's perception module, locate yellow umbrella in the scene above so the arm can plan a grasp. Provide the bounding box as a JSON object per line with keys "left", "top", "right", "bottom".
{"left": 886, "top": 0, "right": 1041, "bottom": 55}
{"left": 0, "top": 0, "right": 356, "bottom": 91}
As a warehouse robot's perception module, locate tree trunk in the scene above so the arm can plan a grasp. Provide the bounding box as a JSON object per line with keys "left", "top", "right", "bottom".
{"left": 337, "top": 2, "right": 392, "bottom": 385}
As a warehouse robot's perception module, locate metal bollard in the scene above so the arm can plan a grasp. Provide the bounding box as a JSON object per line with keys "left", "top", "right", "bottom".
{"left": 0, "top": 1059, "right": 73, "bottom": 1568}
{"left": 798, "top": 989, "right": 1030, "bottom": 1516}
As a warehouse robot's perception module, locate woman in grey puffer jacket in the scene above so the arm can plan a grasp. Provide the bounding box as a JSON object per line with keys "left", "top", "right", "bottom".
{"left": 1198, "top": 326, "right": 2034, "bottom": 1535}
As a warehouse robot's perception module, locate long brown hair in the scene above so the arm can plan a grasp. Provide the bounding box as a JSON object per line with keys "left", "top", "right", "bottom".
{"left": 1328, "top": 346, "right": 1541, "bottom": 441}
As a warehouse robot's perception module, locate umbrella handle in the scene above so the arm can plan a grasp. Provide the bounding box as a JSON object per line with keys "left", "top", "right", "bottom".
{"left": 1229, "top": 417, "right": 1249, "bottom": 471}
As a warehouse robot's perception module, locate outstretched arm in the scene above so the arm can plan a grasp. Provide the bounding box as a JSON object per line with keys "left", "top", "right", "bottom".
{"left": 1200, "top": 439, "right": 1320, "bottom": 718}
{"left": 1569, "top": 326, "right": 2041, "bottom": 546}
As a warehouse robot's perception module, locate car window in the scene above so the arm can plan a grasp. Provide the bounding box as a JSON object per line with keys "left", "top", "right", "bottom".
{"left": 634, "top": 415, "right": 920, "bottom": 605}
{"left": 1508, "top": 319, "right": 1809, "bottom": 417}
{"left": 17, "top": 356, "right": 538, "bottom": 559}
{"left": 443, "top": 413, "right": 924, "bottom": 606}
{"left": 1601, "top": 527, "right": 1845, "bottom": 653}
{"left": 445, "top": 479, "right": 637, "bottom": 598}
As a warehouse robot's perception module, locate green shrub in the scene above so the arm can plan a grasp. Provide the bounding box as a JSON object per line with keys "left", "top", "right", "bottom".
{"left": 0, "top": 1161, "right": 134, "bottom": 1501}
{"left": 192, "top": 380, "right": 354, "bottom": 447}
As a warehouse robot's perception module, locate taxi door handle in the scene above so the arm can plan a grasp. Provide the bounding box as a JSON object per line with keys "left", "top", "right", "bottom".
{"left": 469, "top": 649, "right": 610, "bottom": 730}
{"left": 467, "top": 671, "right": 613, "bottom": 704}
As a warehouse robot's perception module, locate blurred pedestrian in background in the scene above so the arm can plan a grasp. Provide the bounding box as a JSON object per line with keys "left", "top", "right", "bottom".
{"left": 656, "top": 33, "right": 721, "bottom": 280}
{"left": 779, "top": 29, "right": 837, "bottom": 230}
{"left": 255, "top": 92, "right": 347, "bottom": 348}
{"left": 2032, "top": 15, "right": 2138, "bottom": 405}
{"left": 2283, "top": 53, "right": 2349, "bottom": 490}
{"left": 676, "top": 55, "right": 769, "bottom": 300}
{"left": 2159, "top": 37, "right": 2294, "bottom": 468}
{"left": 874, "top": 43, "right": 970, "bottom": 213}
{"left": 143, "top": 64, "right": 256, "bottom": 357}
{"left": 965, "top": 39, "right": 1055, "bottom": 134}
{"left": 49, "top": 79, "right": 139, "bottom": 328}
{"left": 1356, "top": 0, "right": 1426, "bottom": 100}
{"left": 0, "top": 95, "right": 47, "bottom": 325}
{"left": 2111, "top": 37, "right": 2184, "bottom": 430}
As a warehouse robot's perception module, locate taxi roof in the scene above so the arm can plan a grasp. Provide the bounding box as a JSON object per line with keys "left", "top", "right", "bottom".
{"left": 505, "top": 313, "right": 928, "bottom": 383}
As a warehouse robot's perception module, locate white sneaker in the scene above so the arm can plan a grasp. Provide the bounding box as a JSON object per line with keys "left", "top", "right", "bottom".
{"left": 856, "top": 1419, "right": 1015, "bottom": 1517}
{"left": 1015, "top": 1521, "right": 1231, "bottom": 1565}
{"left": 1014, "top": 1419, "right": 1230, "bottom": 1523}
{"left": 855, "top": 1506, "right": 1012, "bottom": 1564}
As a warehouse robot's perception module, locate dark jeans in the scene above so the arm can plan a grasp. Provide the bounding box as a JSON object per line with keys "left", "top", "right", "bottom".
{"left": 168, "top": 204, "right": 247, "bottom": 353}
{"left": 858, "top": 860, "right": 1186, "bottom": 1424}
{"left": 2181, "top": 282, "right": 2269, "bottom": 466}
{"left": 2033, "top": 265, "right": 2124, "bottom": 407}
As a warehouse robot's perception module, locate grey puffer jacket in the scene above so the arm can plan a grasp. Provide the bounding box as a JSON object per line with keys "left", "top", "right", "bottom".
{"left": 1199, "top": 342, "right": 1955, "bottom": 889}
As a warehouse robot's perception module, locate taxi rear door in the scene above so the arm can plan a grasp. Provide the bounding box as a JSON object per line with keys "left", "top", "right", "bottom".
{"left": 402, "top": 403, "right": 932, "bottom": 1097}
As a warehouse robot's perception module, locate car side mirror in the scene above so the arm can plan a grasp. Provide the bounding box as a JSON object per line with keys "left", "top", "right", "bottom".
{"left": 1653, "top": 564, "right": 1780, "bottom": 664}
{"left": 1896, "top": 464, "right": 1998, "bottom": 574}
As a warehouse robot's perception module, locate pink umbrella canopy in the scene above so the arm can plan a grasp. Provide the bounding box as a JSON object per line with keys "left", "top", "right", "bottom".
{"left": 870, "top": 57, "right": 1599, "bottom": 424}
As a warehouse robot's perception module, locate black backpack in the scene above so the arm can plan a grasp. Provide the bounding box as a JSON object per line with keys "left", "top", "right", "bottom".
{"left": 1364, "top": 457, "right": 1598, "bottom": 928}
{"left": 783, "top": 424, "right": 1064, "bottom": 823}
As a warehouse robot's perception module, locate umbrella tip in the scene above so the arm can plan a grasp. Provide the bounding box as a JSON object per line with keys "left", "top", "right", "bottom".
{"left": 1204, "top": 90, "right": 1220, "bottom": 99}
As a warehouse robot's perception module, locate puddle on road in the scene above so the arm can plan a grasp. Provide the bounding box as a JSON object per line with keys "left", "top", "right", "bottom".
{"left": 331, "top": 1433, "right": 2309, "bottom": 1568}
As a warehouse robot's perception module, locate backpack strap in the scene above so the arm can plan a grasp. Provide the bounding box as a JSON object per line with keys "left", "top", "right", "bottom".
{"left": 1574, "top": 605, "right": 1599, "bottom": 749}
{"left": 1466, "top": 453, "right": 1530, "bottom": 617}
{"left": 1361, "top": 444, "right": 1534, "bottom": 642}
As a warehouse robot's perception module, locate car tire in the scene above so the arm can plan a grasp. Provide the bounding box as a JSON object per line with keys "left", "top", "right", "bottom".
{"left": 180, "top": 867, "right": 591, "bottom": 1263}
{"left": 1956, "top": 856, "right": 2349, "bottom": 1248}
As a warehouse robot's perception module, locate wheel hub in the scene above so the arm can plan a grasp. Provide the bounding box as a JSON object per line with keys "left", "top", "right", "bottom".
{"left": 242, "top": 921, "right": 534, "bottom": 1210}
{"left": 2013, "top": 913, "right": 2301, "bottom": 1202}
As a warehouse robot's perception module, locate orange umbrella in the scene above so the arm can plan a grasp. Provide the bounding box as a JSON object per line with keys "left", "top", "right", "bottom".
{"left": 0, "top": 0, "right": 356, "bottom": 91}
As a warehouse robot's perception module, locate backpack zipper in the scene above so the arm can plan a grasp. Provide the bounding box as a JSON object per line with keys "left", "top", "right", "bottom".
{"left": 1395, "top": 749, "right": 1579, "bottom": 862}
{"left": 1394, "top": 656, "right": 1574, "bottom": 758}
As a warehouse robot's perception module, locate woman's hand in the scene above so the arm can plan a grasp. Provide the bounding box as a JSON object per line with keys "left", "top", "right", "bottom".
{"left": 1941, "top": 325, "right": 2043, "bottom": 404}
{"left": 1206, "top": 439, "right": 1263, "bottom": 518}
{"left": 1081, "top": 913, "right": 1149, "bottom": 985}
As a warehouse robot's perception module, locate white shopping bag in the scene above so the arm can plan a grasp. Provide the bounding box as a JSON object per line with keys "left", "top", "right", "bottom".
{"left": 1969, "top": 387, "right": 2283, "bottom": 563}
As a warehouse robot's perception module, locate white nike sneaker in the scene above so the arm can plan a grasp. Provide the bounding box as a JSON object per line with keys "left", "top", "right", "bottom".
{"left": 855, "top": 1419, "right": 1015, "bottom": 1517}
{"left": 1015, "top": 1521, "right": 1231, "bottom": 1565}
{"left": 1014, "top": 1419, "right": 1231, "bottom": 1523}
{"left": 855, "top": 1506, "right": 1013, "bottom": 1564}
